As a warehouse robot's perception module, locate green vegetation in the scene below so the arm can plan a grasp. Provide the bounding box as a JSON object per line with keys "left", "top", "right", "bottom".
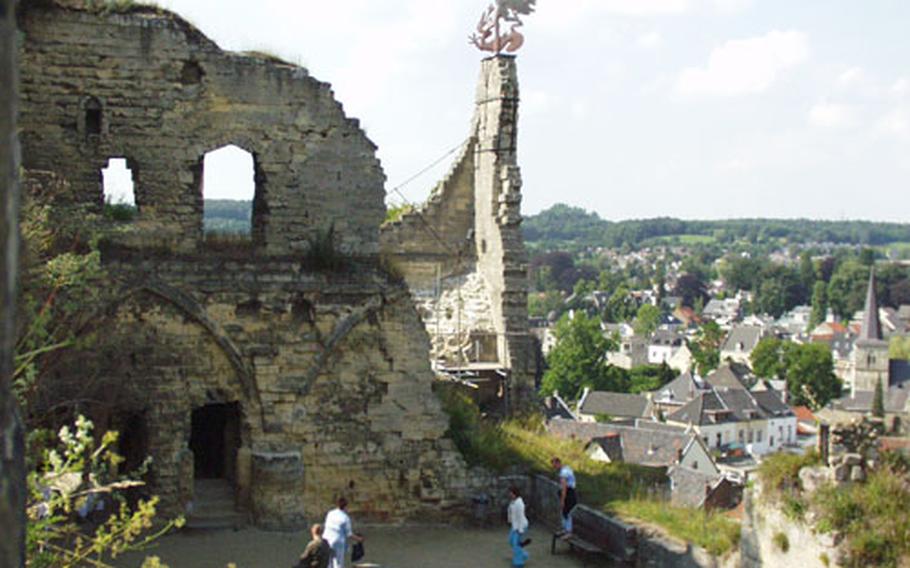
{"left": 302, "top": 223, "right": 346, "bottom": 271}
{"left": 759, "top": 451, "right": 910, "bottom": 567}
{"left": 757, "top": 450, "right": 821, "bottom": 498}
{"left": 814, "top": 468, "right": 910, "bottom": 567}
{"left": 203, "top": 199, "right": 251, "bottom": 234}
{"left": 384, "top": 203, "right": 413, "bottom": 224}
{"left": 16, "top": 198, "right": 180, "bottom": 566}
{"left": 750, "top": 338, "right": 841, "bottom": 409}
{"left": 890, "top": 336, "right": 910, "bottom": 360}
{"left": 26, "top": 417, "right": 181, "bottom": 568}
{"left": 689, "top": 321, "right": 723, "bottom": 376}
{"left": 612, "top": 499, "right": 740, "bottom": 556}
{"left": 772, "top": 532, "right": 790, "bottom": 553}
{"left": 524, "top": 203, "right": 910, "bottom": 250}
{"left": 540, "top": 312, "right": 618, "bottom": 399}
{"left": 437, "top": 389, "right": 739, "bottom": 556}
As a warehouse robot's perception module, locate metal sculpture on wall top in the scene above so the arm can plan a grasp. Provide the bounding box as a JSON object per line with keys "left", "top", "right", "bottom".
{"left": 470, "top": 0, "right": 537, "bottom": 54}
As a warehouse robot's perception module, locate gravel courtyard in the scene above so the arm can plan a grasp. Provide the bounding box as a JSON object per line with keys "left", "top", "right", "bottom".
{"left": 115, "top": 524, "right": 588, "bottom": 568}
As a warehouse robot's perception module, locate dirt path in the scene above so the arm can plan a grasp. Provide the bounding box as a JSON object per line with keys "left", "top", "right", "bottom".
{"left": 115, "top": 524, "right": 588, "bottom": 568}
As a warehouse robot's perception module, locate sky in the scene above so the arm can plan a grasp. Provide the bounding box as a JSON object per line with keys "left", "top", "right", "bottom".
{"left": 106, "top": 0, "right": 910, "bottom": 222}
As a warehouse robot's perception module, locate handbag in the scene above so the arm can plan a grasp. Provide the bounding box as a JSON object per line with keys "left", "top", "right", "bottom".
{"left": 351, "top": 541, "right": 365, "bottom": 562}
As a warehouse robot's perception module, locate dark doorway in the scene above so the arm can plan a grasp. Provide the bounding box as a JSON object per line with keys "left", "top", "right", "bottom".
{"left": 117, "top": 412, "right": 149, "bottom": 474}
{"left": 190, "top": 403, "right": 240, "bottom": 480}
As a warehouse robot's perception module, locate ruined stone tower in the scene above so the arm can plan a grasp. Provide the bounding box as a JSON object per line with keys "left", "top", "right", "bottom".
{"left": 16, "top": 1, "right": 475, "bottom": 529}
{"left": 380, "top": 56, "right": 532, "bottom": 410}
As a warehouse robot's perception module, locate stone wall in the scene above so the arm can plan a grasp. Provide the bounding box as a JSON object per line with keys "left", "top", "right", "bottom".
{"left": 740, "top": 484, "right": 841, "bottom": 568}
{"left": 16, "top": 0, "right": 471, "bottom": 530}
{"left": 380, "top": 56, "right": 532, "bottom": 406}
{"left": 1, "top": 0, "right": 26, "bottom": 564}
{"left": 525, "top": 475, "right": 738, "bottom": 568}
{"left": 18, "top": 0, "right": 385, "bottom": 255}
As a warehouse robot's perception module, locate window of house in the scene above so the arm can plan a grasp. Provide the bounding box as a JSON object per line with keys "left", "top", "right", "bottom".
{"left": 201, "top": 145, "right": 256, "bottom": 237}
{"left": 770, "top": 436, "right": 775, "bottom": 447}
{"left": 716, "top": 433, "right": 722, "bottom": 448}
{"left": 757, "top": 430, "right": 763, "bottom": 443}
{"left": 738, "top": 430, "right": 744, "bottom": 443}
{"left": 747, "top": 430, "right": 754, "bottom": 443}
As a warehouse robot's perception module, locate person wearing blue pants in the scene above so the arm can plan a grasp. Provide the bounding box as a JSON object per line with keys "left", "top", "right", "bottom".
{"left": 552, "top": 457, "right": 577, "bottom": 535}
{"left": 507, "top": 486, "right": 530, "bottom": 567}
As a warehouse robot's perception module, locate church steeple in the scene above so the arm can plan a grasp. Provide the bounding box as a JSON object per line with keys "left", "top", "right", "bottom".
{"left": 859, "top": 268, "right": 883, "bottom": 342}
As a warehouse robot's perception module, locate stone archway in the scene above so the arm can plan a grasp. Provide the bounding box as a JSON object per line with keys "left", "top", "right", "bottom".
{"left": 104, "top": 282, "right": 262, "bottom": 521}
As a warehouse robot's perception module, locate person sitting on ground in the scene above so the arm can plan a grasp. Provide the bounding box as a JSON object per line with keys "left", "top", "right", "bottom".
{"left": 323, "top": 497, "right": 364, "bottom": 568}
{"left": 297, "top": 523, "right": 332, "bottom": 568}
{"left": 551, "top": 456, "right": 577, "bottom": 536}
{"left": 507, "top": 485, "right": 530, "bottom": 568}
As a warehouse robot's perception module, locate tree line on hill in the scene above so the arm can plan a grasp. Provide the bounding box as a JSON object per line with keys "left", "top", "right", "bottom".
{"left": 523, "top": 203, "right": 910, "bottom": 250}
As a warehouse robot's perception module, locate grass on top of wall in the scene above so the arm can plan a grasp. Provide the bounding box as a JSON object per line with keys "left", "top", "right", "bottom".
{"left": 437, "top": 387, "right": 740, "bottom": 556}
{"left": 612, "top": 498, "right": 741, "bottom": 557}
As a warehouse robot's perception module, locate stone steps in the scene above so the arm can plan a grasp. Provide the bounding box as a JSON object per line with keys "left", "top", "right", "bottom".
{"left": 185, "top": 479, "right": 245, "bottom": 530}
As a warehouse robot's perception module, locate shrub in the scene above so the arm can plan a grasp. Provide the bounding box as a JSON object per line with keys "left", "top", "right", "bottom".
{"left": 303, "top": 223, "right": 346, "bottom": 272}
{"left": 757, "top": 450, "right": 820, "bottom": 499}
{"left": 103, "top": 202, "right": 136, "bottom": 222}
{"left": 772, "top": 531, "right": 789, "bottom": 553}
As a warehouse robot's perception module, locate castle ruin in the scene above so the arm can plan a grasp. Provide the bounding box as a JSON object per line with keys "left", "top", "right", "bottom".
{"left": 15, "top": 0, "right": 531, "bottom": 529}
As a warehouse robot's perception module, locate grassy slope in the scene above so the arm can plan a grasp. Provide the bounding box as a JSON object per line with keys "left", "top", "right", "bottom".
{"left": 439, "top": 388, "right": 740, "bottom": 555}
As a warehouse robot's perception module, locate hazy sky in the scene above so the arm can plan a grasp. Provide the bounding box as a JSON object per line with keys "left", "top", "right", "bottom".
{"left": 108, "top": 0, "right": 910, "bottom": 222}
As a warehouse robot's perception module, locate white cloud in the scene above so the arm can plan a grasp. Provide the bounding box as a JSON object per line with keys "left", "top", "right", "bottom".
{"left": 712, "top": 0, "right": 753, "bottom": 12}
{"left": 808, "top": 102, "right": 857, "bottom": 129}
{"left": 878, "top": 107, "right": 910, "bottom": 138}
{"left": 891, "top": 78, "right": 910, "bottom": 98}
{"left": 637, "top": 31, "right": 663, "bottom": 49}
{"left": 836, "top": 67, "right": 866, "bottom": 89}
{"left": 601, "top": 0, "right": 690, "bottom": 15}
{"left": 522, "top": 89, "right": 555, "bottom": 115}
{"left": 675, "top": 30, "right": 809, "bottom": 97}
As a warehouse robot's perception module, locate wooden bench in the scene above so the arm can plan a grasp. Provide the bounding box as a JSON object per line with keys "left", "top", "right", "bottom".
{"left": 550, "top": 508, "right": 608, "bottom": 567}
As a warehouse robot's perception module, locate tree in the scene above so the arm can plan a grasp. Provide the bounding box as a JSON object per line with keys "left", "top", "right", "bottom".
{"left": 629, "top": 363, "right": 676, "bottom": 394}
{"left": 786, "top": 343, "right": 841, "bottom": 409}
{"left": 890, "top": 336, "right": 910, "bottom": 361}
{"left": 603, "top": 286, "right": 637, "bottom": 323}
{"left": 689, "top": 321, "right": 724, "bottom": 375}
{"left": 26, "top": 416, "right": 182, "bottom": 568}
{"left": 673, "top": 272, "right": 708, "bottom": 310}
{"left": 541, "top": 312, "right": 621, "bottom": 400}
{"left": 751, "top": 337, "right": 785, "bottom": 380}
{"left": 799, "top": 251, "right": 816, "bottom": 291}
{"left": 633, "top": 304, "right": 661, "bottom": 337}
{"left": 809, "top": 280, "right": 828, "bottom": 330}
{"left": 872, "top": 378, "right": 885, "bottom": 418}
{"left": 827, "top": 260, "right": 870, "bottom": 320}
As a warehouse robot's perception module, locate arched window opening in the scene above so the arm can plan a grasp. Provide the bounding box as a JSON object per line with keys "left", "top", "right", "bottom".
{"left": 201, "top": 145, "right": 257, "bottom": 241}
{"left": 84, "top": 97, "right": 103, "bottom": 136}
{"left": 102, "top": 157, "right": 137, "bottom": 221}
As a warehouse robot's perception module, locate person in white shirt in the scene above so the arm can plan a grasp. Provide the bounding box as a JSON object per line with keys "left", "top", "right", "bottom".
{"left": 322, "top": 497, "right": 363, "bottom": 568}
{"left": 507, "top": 486, "right": 530, "bottom": 567}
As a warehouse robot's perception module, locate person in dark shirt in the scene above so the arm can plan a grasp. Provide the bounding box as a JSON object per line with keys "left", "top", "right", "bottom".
{"left": 297, "top": 523, "right": 332, "bottom": 568}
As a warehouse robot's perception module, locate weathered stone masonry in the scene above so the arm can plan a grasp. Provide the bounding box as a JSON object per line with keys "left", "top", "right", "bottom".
{"left": 18, "top": 0, "right": 384, "bottom": 255}
{"left": 16, "top": 1, "right": 472, "bottom": 528}
{"left": 380, "top": 56, "right": 533, "bottom": 406}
